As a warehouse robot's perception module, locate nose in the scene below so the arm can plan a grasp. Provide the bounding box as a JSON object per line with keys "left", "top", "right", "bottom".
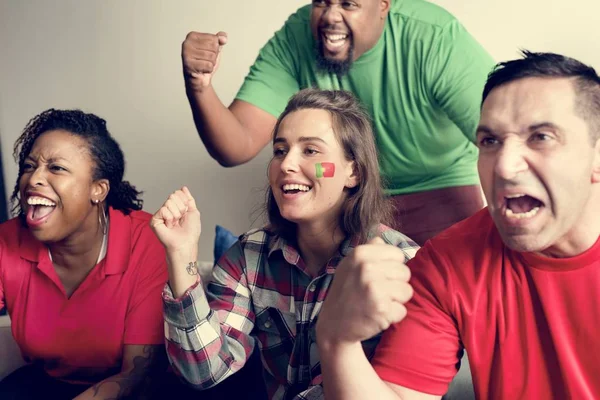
{"left": 321, "top": 4, "right": 343, "bottom": 25}
{"left": 280, "top": 151, "right": 300, "bottom": 174}
{"left": 26, "top": 165, "right": 48, "bottom": 187}
{"left": 494, "top": 140, "right": 528, "bottom": 180}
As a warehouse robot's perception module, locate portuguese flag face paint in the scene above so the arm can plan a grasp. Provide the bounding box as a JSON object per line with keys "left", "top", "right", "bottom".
{"left": 315, "top": 162, "right": 335, "bottom": 178}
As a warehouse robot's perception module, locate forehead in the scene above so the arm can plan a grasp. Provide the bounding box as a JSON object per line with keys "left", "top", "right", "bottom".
{"left": 28, "top": 129, "right": 91, "bottom": 161}
{"left": 480, "top": 77, "right": 583, "bottom": 133}
{"left": 276, "top": 109, "right": 337, "bottom": 142}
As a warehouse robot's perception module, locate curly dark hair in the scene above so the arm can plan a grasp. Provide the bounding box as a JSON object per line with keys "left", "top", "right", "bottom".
{"left": 11, "top": 109, "right": 143, "bottom": 216}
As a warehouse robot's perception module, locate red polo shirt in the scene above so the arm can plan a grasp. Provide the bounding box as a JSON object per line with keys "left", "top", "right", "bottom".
{"left": 0, "top": 207, "right": 167, "bottom": 384}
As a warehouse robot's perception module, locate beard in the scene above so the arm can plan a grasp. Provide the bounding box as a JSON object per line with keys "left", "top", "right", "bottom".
{"left": 315, "top": 36, "right": 354, "bottom": 77}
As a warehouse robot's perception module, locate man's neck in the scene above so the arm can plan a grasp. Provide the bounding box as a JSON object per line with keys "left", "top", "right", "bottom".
{"left": 539, "top": 188, "right": 600, "bottom": 258}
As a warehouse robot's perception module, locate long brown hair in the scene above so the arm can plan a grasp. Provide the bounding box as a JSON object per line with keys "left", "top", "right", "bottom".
{"left": 266, "top": 88, "right": 391, "bottom": 243}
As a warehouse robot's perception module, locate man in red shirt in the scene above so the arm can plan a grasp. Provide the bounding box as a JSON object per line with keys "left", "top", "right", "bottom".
{"left": 314, "top": 51, "right": 600, "bottom": 399}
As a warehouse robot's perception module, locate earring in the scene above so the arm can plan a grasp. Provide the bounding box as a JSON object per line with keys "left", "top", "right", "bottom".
{"left": 93, "top": 199, "right": 99, "bottom": 204}
{"left": 97, "top": 202, "right": 108, "bottom": 235}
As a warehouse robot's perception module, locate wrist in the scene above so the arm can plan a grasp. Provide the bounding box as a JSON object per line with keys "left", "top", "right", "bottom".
{"left": 317, "top": 333, "right": 363, "bottom": 362}
{"left": 185, "top": 77, "right": 211, "bottom": 96}
{"left": 316, "top": 317, "right": 354, "bottom": 351}
{"left": 166, "top": 246, "right": 198, "bottom": 266}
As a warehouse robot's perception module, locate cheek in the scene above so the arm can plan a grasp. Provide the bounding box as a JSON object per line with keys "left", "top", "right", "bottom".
{"left": 18, "top": 174, "right": 27, "bottom": 192}
{"left": 310, "top": 12, "right": 321, "bottom": 31}
{"left": 267, "top": 160, "right": 280, "bottom": 183}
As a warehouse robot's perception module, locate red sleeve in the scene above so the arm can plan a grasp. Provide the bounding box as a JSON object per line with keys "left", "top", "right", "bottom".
{"left": 371, "top": 242, "right": 462, "bottom": 395}
{"left": 0, "top": 240, "right": 5, "bottom": 311}
{"left": 123, "top": 222, "right": 168, "bottom": 345}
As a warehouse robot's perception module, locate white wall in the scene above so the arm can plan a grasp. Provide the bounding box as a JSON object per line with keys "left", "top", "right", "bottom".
{"left": 1, "top": 0, "right": 599, "bottom": 259}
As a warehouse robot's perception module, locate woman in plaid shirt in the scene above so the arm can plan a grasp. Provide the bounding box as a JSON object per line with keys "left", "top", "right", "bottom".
{"left": 152, "top": 89, "right": 419, "bottom": 399}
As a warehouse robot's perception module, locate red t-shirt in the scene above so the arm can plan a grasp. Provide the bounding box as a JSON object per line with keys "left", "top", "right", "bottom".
{"left": 372, "top": 208, "right": 600, "bottom": 399}
{"left": 0, "top": 208, "right": 167, "bottom": 384}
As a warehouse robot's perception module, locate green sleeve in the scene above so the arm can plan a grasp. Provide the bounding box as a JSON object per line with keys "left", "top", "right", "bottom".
{"left": 235, "top": 13, "right": 304, "bottom": 118}
{"left": 425, "top": 20, "right": 495, "bottom": 142}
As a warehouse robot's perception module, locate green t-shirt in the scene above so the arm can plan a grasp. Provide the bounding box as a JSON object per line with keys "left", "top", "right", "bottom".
{"left": 236, "top": 0, "right": 495, "bottom": 195}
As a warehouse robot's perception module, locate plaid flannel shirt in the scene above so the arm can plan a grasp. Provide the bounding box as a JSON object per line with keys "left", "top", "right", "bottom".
{"left": 163, "top": 224, "right": 419, "bottom": 399}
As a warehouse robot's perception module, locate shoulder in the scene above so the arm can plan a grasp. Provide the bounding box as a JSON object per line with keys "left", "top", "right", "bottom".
{"left": 0, "top": 218, "right": 22, "bottom": 245}
{"left": 375, "top": 224, "right": 420, "bottom": 260}
{"left": 285, "top": 4, "right": 311, "bottom": 26}
{"left": 409, "top": 208, "right": 502, "bottom": 274}
{"left": 108, "top": 208, "right": 164, "bottom": 259}
{"left": 428, "top": 208, "right": 496, "bottom": 249}
{"left": 390, "top": 0, "right": 460, "bottom": 30}
{"left": 238, "top": 227, "right": 278, "bottom": 252}
{"left": 0, "top": 218, "right": 23, "bottom": 269}
{"left": 270, "top": 4, "right": 312, "bottom": 45}
{"left": 111, "top": 209, "right": 154, "bottom": 237}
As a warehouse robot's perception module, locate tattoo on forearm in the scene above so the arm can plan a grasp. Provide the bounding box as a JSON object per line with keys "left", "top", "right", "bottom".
{"left": 92, "top": 345, "right": 158, "bottom": 399}
{"left": 186, "top": 261, "right": 198, "bottom": 276}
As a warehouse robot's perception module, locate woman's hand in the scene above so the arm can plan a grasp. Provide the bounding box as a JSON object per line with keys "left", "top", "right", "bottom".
{"left": 151, "top": 186, "right": 201, "bottom": 253}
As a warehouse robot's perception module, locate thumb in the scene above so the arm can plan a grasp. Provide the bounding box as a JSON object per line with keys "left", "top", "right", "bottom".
{"left": 182, "top": 186, "right": 199, "bottom": 213}
{"left": 216, "top": 31, "right": 228, "bottom": 47}
{"left": 367, "top": 236, "right": 385, "bottom": 245}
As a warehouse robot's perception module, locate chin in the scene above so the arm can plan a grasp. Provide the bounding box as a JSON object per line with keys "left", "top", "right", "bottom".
{"left": 499, "top": 232, "right": 547, "bottom": 253}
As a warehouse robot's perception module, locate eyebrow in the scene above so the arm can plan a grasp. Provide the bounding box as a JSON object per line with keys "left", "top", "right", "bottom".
{"left": 476, "top": 122, "right": 562, "bottom": 136}
{"left": 273, "top": 136, "right": 328, "bottom": 144}
{"left": 475, "top": 125, "right": 494, "bottom": 136}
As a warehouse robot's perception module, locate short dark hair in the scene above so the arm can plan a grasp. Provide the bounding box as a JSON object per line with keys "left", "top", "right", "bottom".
{"left": 266, "top": 88, "right": 391, "bottom": 243}
{"left": 482, "top": 50, "right": 600, "bottom": 140}
{"left": 11, "top": 109, "right": 142, "bottom": 216}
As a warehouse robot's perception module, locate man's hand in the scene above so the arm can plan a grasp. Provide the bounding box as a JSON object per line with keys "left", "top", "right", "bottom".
{"left": 317, "top": 237, "right": 413, "bottom": 345}
{"left": 182, "top": 31, "right": 228, "bottom": 91}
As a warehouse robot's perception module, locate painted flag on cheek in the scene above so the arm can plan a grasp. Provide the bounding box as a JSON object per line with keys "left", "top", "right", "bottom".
{"left": 315, "top": 162, "right": 335, "bottom": 178}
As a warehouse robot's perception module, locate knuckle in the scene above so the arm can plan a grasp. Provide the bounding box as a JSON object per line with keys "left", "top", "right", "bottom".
{"left": 403, "top": 265, "right": 412, "bottom": 281}
{"left": 405, "top": 283, "right": 414, "bottom": 301}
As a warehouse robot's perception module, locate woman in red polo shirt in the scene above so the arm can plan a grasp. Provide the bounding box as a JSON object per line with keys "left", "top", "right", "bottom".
{"left": 0, "top": 109, "right": 168, "bottom": 399}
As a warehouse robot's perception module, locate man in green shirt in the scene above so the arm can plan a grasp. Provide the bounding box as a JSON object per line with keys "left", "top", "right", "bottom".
{"left": 182, "top": 0, "right": 494, "bottom": 245}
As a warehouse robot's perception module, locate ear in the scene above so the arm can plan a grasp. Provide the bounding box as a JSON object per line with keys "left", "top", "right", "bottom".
{"left": 91, "top": 179, "right": 110, "bottom": 204}
{"left": 345, "top": 161, "right": 359, "bottom": 189}
{"left": 380, "top": 0, "right": 391, "bottom": 16}
{"left": 592, "top": 138, "right": 600, "bottom": 184}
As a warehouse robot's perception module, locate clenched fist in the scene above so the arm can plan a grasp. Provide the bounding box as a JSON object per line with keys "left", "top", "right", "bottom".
{"left": 151, "top": 186, "right": 201, "bottom": 253}
{"left": 182, "top": 31, "right": 228, "bottom": 90}
{"left": 316, "top": 237, "right": 414, "bottom": 345}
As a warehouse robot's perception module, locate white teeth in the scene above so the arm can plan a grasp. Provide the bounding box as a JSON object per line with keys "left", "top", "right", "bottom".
{"left": 326, "top": 34, "right": 347, "bottom": 41}
{"left": 282, "top": 184, "right": 311, "bottom": 192}
{"left": 506, "top": 206, "right": 540, "bottom": 219}
{"left": 27, "top": 196, "right": 56, "bottom": 207}
{"left": 505, "top": 194, "right": 526, "bottom": 199}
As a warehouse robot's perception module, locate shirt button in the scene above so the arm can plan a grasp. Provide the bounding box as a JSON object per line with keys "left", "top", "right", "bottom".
{"left": 264, "top": 320, "right": 272, "bottom": 329}
{"left": 309, "top": 284, "right": 316, "bottom": 292}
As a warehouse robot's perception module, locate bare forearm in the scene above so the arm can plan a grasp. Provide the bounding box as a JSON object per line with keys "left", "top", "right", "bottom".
{"left": 74, "top": 372, "right": 145, "bottom": 400}
{"left": 185, "top": 82, "right": 253, "bottom": 166}
{"left": 166, "top": 246, "right": 200, "bottom": 299}
{"left": 75, "top": 345, "right": 164, "bottom": 400}
{"left": 319, "top": 341, "right": 402, "bottom": 400}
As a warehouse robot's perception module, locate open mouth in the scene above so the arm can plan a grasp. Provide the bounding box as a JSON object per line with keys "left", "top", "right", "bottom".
{"left": 320, "top": 31, "right": 350, "bottom": 52}
{"left": 282, "top": 183, "right": 312, "bottom": 195}
{"left": 26, "top": 196, "right": 57, "bottom": 224}
{"left": 504, "top": 194, "right": 544, "bottom": 220}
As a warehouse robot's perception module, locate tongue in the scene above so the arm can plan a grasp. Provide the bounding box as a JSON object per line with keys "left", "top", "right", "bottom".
{"left": 29, "top": 205, "right": 55, "bottom": 220}
{"left": 507, "top": 196, "right": 542, "bottom": 213}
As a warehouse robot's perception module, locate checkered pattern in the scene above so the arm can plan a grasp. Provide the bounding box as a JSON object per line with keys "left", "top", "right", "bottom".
{"left": 163, "top": 224, "right": 418, "bottom": 399}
